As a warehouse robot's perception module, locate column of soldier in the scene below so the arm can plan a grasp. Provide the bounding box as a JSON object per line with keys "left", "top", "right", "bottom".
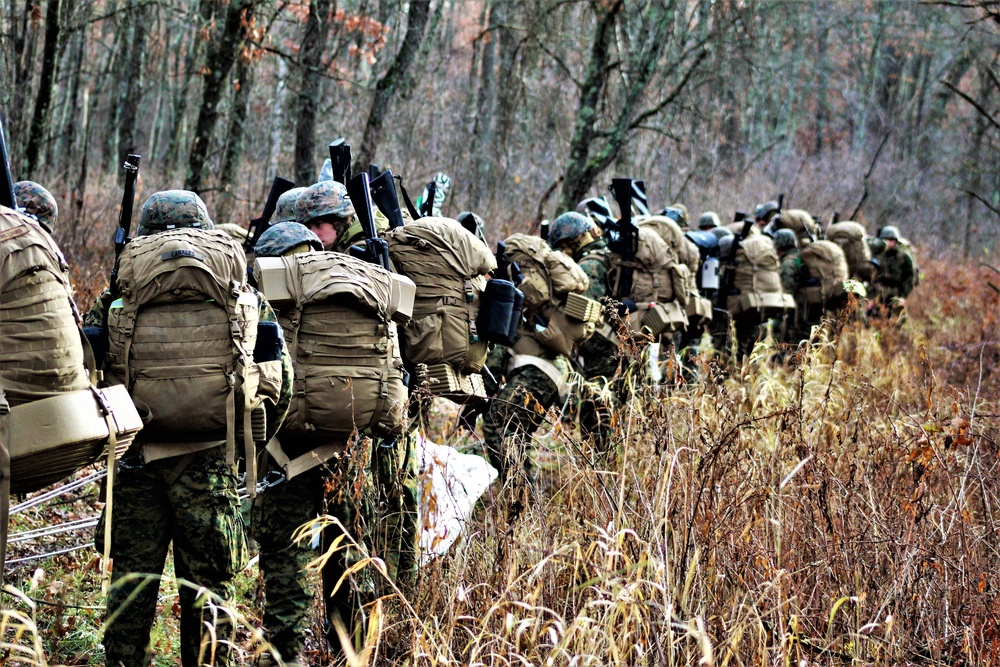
{"left": 1, "top": 157, "right": 916, "bottom": 666}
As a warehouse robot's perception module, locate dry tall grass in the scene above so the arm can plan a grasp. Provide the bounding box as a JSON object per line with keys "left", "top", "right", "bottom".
{"left": 2, "top": 258, "right": 997, "bottom": 666}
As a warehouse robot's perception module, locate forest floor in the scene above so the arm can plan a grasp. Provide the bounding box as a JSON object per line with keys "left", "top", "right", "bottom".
{"left": 2, "top": 255, "right": 999, "bottom": 666}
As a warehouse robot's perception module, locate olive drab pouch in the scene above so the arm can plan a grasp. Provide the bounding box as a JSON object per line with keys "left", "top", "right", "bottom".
{"left": 827, "top": 221, "right": 874, "bottom": 282}
{"left": 385, "top": 217, "right": 496, "bottom": 382}
{"left": 254, "top": 252, "right": 411, "bottom": 446}
{"left": 798, "top": 240, "right": 850, "bottom": 306}
{"left": 105, "top": 228, "right": 269, "bottom": 488}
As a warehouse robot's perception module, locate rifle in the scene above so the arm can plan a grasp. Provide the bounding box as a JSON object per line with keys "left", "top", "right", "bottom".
{"left": 346, "top": 172, "right": 390, "bottom": 271}
{"left": 734, "top": 211, "right": 747, "bottom": 223}
{"left": 539, "top": 220, "right": 549, "bottom": 242}
{"left": 246, "top": 176, "right": 295, "bottom": 252}
{"left": 831, "top": 211, "right": 840, "bottom": 225}
{"left": 370, "top": 170, "right": 405, "bottom": 229}
{"left": 0, "top": 117, "right": 17, "bottom": 210}
{"left": 494, "top": 241, "right": 523, "bottom": 285}
{"left": 419, "top": 180, "right": 436, "bottom": 217}
{"left": 607, "top": 178, "right": 641, "bottom": 299}
{"left": 328, "top": 139, "right": 351, "bottom": 184}
{"left": 368, "top": 164, "right": 381, "bottom": 180}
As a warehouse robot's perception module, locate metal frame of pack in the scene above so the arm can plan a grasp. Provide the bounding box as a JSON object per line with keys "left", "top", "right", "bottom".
{"left": 798, "top": 240, "right": 850, "bottom": 306}
{"left": 0, "top": 206, "right": 143, "bottom": 579}
{"left": 728, "top": 234, "right": 796, "bottom": 315}
{"left": 605, "top": 226, "right": 689, "bottom": 336}
{"left": 501, "top": 233, "right": 600, "bottom": 358}
{"left": 385, "top": 217, "right": 497, "bottom": 400}
{"left": 826, "top": 221, "right": 874, "bottom": 282}
{"left": 253, "top": 252, "right": 412, "bottom": 478}
{"left": 104, "top": 227, "right": 272, "bottom": 492}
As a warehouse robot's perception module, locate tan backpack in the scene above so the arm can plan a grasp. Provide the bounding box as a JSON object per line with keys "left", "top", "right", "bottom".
{"left": 105, "top": 228, "right": 269, "bottom": 485}
{"left": 798, "top": 240, "right": 850, "bottom": 305}
{"left": 385, "top": 217, "right": 496, "bottom": 375}
{"left": 827, "top": 221, "right": 874, "bottom": 282}
{"left": 0, "top": 208, "right": 90, "bottom": 405}
{"left": 255, "top": 252, "right": 409, "bottom": 449}
{"left": 777, "top": 209, "right": 821, "bottom": 248}
{"left": 728, "top": 234, "right": 795, "bottom": 314}
{"left": 503, "top": 234, "right": 598, "bottom": 357}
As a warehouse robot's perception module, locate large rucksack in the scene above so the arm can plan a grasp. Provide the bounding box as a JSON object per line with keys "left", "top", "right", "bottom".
{"left": 728, "top": 234, "right": 794, "bottom": 314}
{"left": 105, "top": 228, "right": 270, "bottom": 483}
{"left": 776, "top": 209, "right": 822, "bottom": 248}
{"left": 798, "top": 240, "right": 850, "bottom": 305}
{"left": 606, "top": 226, "right": 689, "bottom": 335}
{"left": 0, "top": 207, "right": 141, "bottom": 494}
{"left": 502, "top": 233, "right": 599, "bottom": 357}
{"left": 384, "top": 217, "right": 496, "bottom": 396}
{"left": 253, "top": 252, "right": 412, "bottom": 472}
{"left": 826, "top": 221, "right": 874, "bottom": 282}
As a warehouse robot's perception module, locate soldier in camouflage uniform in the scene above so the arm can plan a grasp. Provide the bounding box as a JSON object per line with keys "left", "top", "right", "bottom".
{"left": 774, "top": 229, "right": 804, "bottom": 344}
{"left": 14, "top": 181, "right": 58, "bottom": 231}
{"left": 253, "top": 197, "right": 380, "bottom": 664}
{"left": 546, "top": 211, "right": 618, "bottom": 450}
{"left": 869, "top": 225, "right": 915, "bottom": 320}
{"left": 93, "top": 190, "right": 294, "bottom": 667}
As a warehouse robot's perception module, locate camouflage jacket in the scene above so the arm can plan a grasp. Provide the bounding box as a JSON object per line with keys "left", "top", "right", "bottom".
{"left": 575, "top": 239, "right": 609, "bottom": 301}
{"left": 874, "top": 246, "right": 915, "bottom": 297}
{"left": 778, "top": 249, "right": 802, "bottom": 294}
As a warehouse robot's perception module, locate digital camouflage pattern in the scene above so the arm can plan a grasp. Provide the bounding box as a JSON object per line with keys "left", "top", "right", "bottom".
{"left": 698, "top": 212, "right": 721, "bottom": 229}
{"left": 548, "top": 212, "right": 592, "bottom": 249}
{"left": 483, "top": 353, "right": 569, "bottom": 482}
{"left": 371, "top": 428, "right": 419, "bottom": 588}
{"left": 254, "top": 436, "right": 376, "bottom": 662}
{"left": 14, "top": 181, "right": 58, "bottom": 229}
{"left": 575, "top": 238, "right": 610, "bottom": 302}
{"left": 135, "top": 190, "right": 213, "bottom": 237}
{"left": 97, "top": 446, "right": 246, "bottom": 667}
{"left": 773, "top": 228, "right": 798, "bottom": 252}
{"left": 294, "top": 180, "right": 354, "bottom": 232}
{"left": 254, "top": 222, "right": 323, "bottom": 257}
{"left": 274, "top": 187, "right": 309, "bottom": 224}
{"left": 872, "top": 244, "right": 915, "bottom": 300}
{"left": 779, "top": 247, "right": 802, "bottom": 294}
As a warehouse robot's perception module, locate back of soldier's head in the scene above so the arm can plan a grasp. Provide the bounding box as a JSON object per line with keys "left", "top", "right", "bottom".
{"left": 137, "top": 190, "right": 213, "bottom": 236}
{"left": 254, "top": 221, "right": 323, "bottom": 257}
{"left": 274, "top": 187, "right": 309, "bottom": 224}
{"left": 14, "top": 181, "right": 58, "bottom": 231}
{"left": 295, "top": 180, "right": 354, "bottom": 234}
{"left": 698, "top": 211, "right": 721, "bottom": 230}
{"left": 878, "top": 225, "right": 901, "bottom": 241}
{"left": 773, "top": 228, "right": 798, "bottom": 252}
{"left": 755, "top": 200, "right": 780, "bottom": 222}
{"left": 548, "top": 211, "right": 593, "bottom": 250}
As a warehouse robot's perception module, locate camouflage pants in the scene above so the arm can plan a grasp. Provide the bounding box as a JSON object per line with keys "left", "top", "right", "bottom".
{"left": 253, "top": 438, "right": 375, "bottom": 661}
{"left": 98, "top": 446, "right": 247, "bottom": 667}
{"left": 483, "top": 364, "right": 560, "bottom": 482}
{"left": 371, "top": 431, "right": 419, "bottom": 591}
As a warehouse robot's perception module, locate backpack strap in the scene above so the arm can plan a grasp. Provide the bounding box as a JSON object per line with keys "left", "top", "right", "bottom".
{"left": 507, "top": 354, "right": 569, "bottom": 402}
{"left": 0, "top": 389, "right": 9, "bottom": 585}
{"left": 265, "top": 437, "right": 342, "bottom": 481}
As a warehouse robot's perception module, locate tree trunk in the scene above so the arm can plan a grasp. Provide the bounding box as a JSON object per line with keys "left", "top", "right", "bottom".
{"left": 24, "top": 0, "right": 63, "bottom": 175}
{"left": 218, "top": 56, "right": 254, "bottom": 223}
{"left": 469, "top": 0, "right": 497, "bottom": 208}
{"left": 558, "top": 1, "right": 622, "bottom": 211}
{"left": 186, "top": 0, "right": 255, "bottom": 193}
{"left": 293, "top": 0, "right": 334, "bottom": 185}
{"left": 164, "top": 0, "right": 215, "bottom": 172}
{"left": 354, "top": 0, "right": 432, "bottom": 174}
{"left": 117, "top": 0, "right": 151, "bottom": 175}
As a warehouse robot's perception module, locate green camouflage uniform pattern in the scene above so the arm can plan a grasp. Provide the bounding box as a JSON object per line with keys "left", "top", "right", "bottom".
{"left": 14, "top": 181, "right": 58, "bottom": 229}
{"left": 870, "top": 244, "right": 915, "bottom": 319}
{"left": 483, "top": 350, "right": 569, "bottom": 482}
{"left": 253, "top": 436, "right": 376, "bottom": 662}
{"left": 135, "top": 190, "right": 213, "bottom": 237}
{"left": 253, "top": 222, "right": 322, "bottom": 257}
{"left": 274, "top": 187, "right": 309, "bottom": 224}
{"left": 779, "top": 249, "right": 802, "bottom": 295}
{"left": 98, "top": 446, "right": 247, "bottom": 667}
{"left": 294, "top": 180, "right": 354, "bottom": 234}
{"left": 369, "top": 425, "right": 419, "bottom": 590}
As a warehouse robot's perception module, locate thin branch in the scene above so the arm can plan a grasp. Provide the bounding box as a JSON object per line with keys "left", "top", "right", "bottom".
{"left": 941, "top": 80, "right": 1000, "bottom": 131}
{"left": 964, "top": 189, "right": 1000, "bottom": 217}
{"left": 850, "top": 131, "right": 892, "bottom": 220}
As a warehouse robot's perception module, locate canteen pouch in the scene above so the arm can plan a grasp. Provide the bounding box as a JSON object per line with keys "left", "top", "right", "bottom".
{"left": 478, "top": 279, "right": 523, "bottom": 346}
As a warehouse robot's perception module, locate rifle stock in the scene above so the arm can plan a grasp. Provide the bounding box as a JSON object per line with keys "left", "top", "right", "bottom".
{"left": 0, "top": 117, "right": 17, "bottom": 210}
{"left": 246, "top": 176, "right": 295, "bottom": 251}
{"left": 608, "top": 178, "right": 640, "bottom": 299}
{"left": 370, "top": 170, "right": 405, "bottom": 229}
{"left": 109, "top": 155, "right": 142, "bottom": 300}
{"left": 328, "top": 139, "right": 351, "bottom": 185}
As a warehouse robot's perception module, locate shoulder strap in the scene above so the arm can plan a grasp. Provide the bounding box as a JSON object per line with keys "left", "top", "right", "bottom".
{"left": 0, "top": 389, "right": 9, "bottom": 585}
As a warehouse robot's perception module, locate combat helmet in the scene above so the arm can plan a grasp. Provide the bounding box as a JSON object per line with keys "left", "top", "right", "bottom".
{"left": 755, "top": 200, "right": 780, "bottom": 221}
{"left": 698, "top": 211, "right": 721, "bottom": 230}
{"left": 773, "top": 228, "right": 798, "bottom": 252}
{"left": 456, "top": 211, "right": 487, "bottom": 243}
{"left": 136, "top": 190, "right": 213, "bottom": 236}
{"left": 254, "top": 222, "right": 323, "bottom": 257}
{"left": 548, "top": 211, "right": 592, "bottom": 249}
{"left": 14, "top": 181, "right": 58, "bottom": 230}
{"left": 294, "top": 180, "right": 354, "bottom": 234}
{"left": 274, "top": 187, "right": 309, "bottom": 224}
{"left": 878, "top": 225, "right": 901, "bottom": 241}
